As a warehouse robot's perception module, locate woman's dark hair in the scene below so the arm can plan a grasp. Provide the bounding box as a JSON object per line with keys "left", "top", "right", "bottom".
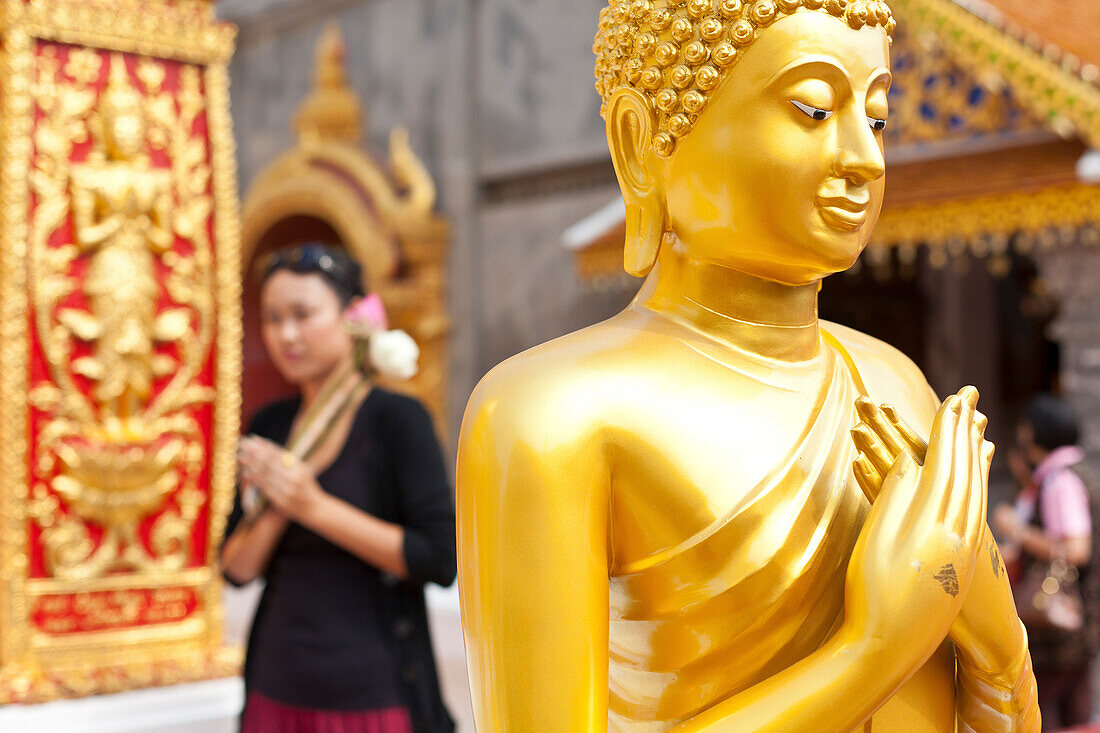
{"left": 259, "top": 243, "right": 366, "bottom": 307}
{"left": 1023, "top": 394, "right": 1080, "bottom": 452}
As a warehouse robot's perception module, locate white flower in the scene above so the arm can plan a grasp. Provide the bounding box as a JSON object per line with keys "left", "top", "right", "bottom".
{"left": 369, "top": 329, "right": 420, "bottom": 381}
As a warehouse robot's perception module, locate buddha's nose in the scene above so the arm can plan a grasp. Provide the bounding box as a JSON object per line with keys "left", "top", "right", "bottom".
{"left": 834, "top": 113, "right": 886, "bottom": 185}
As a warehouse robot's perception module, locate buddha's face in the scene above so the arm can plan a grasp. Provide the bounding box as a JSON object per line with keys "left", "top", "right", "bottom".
{"left": 662, "top": 10, "right": 890, "bottom": 285}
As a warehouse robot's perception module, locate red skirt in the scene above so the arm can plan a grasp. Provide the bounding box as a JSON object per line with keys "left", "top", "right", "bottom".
{"left": 241, "top": 692, "right": 414, "bottom": 733}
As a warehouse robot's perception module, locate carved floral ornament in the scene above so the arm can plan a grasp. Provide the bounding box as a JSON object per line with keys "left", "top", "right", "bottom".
{"left": 0, "top": 0, "right": 236, "bottom": 65}
{"left": 594, "top": 0, "right": 896, "bottom": 157}
{"left": 866, "top": 189, "right": 1100, "bottom": 278}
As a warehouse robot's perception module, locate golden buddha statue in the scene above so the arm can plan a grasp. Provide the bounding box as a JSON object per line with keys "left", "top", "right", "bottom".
{"left": 457, "top": 1, "right": 1039, "bottom": 731}
{"left": 64, "top": 53, "right": 176, "bottom": 443}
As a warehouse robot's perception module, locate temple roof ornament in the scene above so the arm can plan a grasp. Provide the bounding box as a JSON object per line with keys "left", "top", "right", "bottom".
{"left": 294, "top": 23, "right": 362, "bottom": 144}
{"left": 893, "top": 0, "right": 1100, "bottom": 148}
{"left": 243, "top": 24, "right": 439, "bottom": 282}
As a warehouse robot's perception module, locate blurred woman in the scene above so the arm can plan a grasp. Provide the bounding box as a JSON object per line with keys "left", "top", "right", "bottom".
{"left": 222, "top": 243, "right": 456, "bottom": 733}
{"left": 996, "top": 394, "right": 1098, "bottom": 731}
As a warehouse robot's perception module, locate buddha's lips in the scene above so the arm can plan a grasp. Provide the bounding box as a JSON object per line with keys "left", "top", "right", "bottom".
{"left": 814, "top": 194, "right": 870, "bottom": 231}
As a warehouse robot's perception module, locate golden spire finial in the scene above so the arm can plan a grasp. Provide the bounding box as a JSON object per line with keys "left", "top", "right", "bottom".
{"left": 294, "top": 23, "right": 363, "bottom": 143}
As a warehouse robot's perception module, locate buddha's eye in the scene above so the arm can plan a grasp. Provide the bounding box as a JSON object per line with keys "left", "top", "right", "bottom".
{"left": 791, "top": 100, "right": 832, "bottom": 121}
{"left": 868, "top": 117, "right": 887, "bottom": 131}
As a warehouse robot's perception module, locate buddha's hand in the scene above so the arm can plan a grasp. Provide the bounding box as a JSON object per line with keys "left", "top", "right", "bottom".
{"left": 842, "top": 389, "right": 991, "bottom": 674}
{"left": 851, "top": 388, "right": 1022, "bottom": 675}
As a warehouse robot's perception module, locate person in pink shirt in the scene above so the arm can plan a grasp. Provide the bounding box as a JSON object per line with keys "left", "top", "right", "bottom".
{"left": 995, "top": 394, "right": 1097, "bottom": 731}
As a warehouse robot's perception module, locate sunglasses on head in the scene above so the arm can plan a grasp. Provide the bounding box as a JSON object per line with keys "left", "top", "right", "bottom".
{"left": 260, "top": 244, "right": 335, "bottom": 276}
{"left": 258, "top": 244, "right": 365, "bottom": 300}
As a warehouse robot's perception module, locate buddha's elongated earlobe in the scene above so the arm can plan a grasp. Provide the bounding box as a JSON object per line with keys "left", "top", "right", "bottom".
{"left": 623, "top": 200, "right": 664, "bottom": 277}
{"left": 607, "top": 88, "right": 666, "bottom": 277}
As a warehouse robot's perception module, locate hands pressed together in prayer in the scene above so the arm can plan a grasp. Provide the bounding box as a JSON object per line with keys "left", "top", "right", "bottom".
{"left": 848, "top": 387, "right": 1025, "bottom": 678}
{"left": 230, "top": 433, "right": 409, "bottom": 583}
{"left": 237, "top": 435, "right": 326, "bottom": 523}
{"left": 839, "top": 388, "right": 991, "bottom": 671}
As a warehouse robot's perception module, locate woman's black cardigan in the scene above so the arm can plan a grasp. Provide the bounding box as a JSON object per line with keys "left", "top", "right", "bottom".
{"left": 223, "top": 389, "right": 456, "bottom": 733}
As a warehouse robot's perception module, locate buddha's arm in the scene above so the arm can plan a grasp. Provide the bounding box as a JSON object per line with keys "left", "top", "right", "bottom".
{"left": 909, "top": 392, "right": 1039, "bottom": 731}
{"left": 457, "top": 393, "right": 612, "bottom": 732}
{"left": 682, "top": 624, "right": 1034, "bottom": 733}
{"left": 854, "top": 390, "right": 1040, "bottom": 731}
{"left": 955, "top": 621, "right": 1040, "bottom": 733}
{"left": 950, "top": 517, "right": 1039, "bottom": 731}
{"left": 675, "top": 558, "right": 1027, "bottom": 733}
{"left": 673, "top": 628, "right": 918, "bottom": 733}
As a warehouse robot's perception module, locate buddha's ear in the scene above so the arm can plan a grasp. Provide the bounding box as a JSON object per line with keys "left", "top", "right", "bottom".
{"left": 606, "top": 89, "right": 665, "bottom": 277}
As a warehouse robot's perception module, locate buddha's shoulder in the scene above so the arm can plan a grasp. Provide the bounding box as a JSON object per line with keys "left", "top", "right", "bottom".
{"left": 461, "top": 313, "right": 662, "bottom": 437}
{"left": 822, "top": 320, "right": 939, "bottom": 427}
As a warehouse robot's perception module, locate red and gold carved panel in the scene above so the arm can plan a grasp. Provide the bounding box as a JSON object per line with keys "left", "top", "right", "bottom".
{"left": 0, "top": 0, "right": 240, "bottom": 702}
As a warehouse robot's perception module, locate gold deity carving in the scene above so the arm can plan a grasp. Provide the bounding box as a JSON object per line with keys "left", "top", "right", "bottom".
{"left": 65, "top": 53, "right": 177, "bottom": 440}
{"left": 457, "top": 1, "right": 1039, "bottom": 731}
{"left": 28, "top": 49, "right": 217, "bottom": 581}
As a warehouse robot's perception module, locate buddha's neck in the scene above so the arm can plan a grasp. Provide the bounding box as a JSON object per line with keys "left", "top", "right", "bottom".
{"left": 639, "top": 245, "right": 821, "bottom": 362}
